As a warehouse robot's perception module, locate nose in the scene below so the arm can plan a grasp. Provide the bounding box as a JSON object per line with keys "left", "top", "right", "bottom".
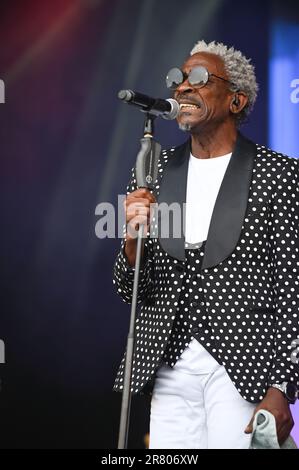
{"left": 175, "top": 78, "right": 194, "bottom": 96}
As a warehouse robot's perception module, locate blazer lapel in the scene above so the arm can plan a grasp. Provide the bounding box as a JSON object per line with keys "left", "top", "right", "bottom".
{"left": 156, "top": 133, "right": 257, "bottom": 268}
{"left": 156, "top": 140, "right": 190, "bottom": 261}
{"left": 201, "top": 133, "right": 256, "bottom": 269}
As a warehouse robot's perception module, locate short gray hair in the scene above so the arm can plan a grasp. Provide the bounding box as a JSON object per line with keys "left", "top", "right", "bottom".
{"left": 190, "top": 40, "right": 259, "bottom": 125}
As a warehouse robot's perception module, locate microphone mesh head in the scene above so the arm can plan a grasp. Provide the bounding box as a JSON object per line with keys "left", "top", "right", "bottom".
{"left": 163, "top": 98, "right": 179, "bottom": 120}
{"left": 117, "top": 89, "right": 133, "bottom": 102}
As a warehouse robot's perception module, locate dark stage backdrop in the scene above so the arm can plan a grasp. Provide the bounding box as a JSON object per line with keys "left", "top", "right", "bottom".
{"left": 0, "top": 0, "right": 297, "bottom": 448}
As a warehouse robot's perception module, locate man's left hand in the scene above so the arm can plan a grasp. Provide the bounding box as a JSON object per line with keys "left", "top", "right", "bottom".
{"left": 244, "top": 387, "right": 294, "bottom": 445}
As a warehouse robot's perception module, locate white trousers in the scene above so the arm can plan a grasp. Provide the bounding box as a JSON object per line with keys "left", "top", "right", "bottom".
{"left": 149, "top": 339, "right": 257, "bottom": 449}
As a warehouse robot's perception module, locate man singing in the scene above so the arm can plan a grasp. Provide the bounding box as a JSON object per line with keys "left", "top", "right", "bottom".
{"left": 112, "top": 40, "right": 299, "bottom": 449}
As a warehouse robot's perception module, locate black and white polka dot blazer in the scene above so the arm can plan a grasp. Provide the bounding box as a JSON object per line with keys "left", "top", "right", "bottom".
{"left": 112, "top": 132, "right": 299, "bottom": 403}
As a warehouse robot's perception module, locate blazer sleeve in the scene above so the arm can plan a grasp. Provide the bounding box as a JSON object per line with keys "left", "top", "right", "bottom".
{"left": 112, "top": 166, "right": 155, "bottom": 305}
{"left": 268, "top": 158, "right": 299, "bottom": 388}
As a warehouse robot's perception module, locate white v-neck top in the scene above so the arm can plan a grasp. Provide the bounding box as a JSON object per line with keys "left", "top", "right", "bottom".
{"left": 185, "top": 152, "right": 232, "bottom": 244}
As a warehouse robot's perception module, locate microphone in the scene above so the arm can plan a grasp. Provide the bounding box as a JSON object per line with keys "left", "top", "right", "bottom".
{"left": 118, "top": 89, "right": 179, "bottom": 120}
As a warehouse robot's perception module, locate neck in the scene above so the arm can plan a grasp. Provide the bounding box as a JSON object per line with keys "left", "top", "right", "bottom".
{"left": 190, "top": 122, "right": 237, "bottom": 159}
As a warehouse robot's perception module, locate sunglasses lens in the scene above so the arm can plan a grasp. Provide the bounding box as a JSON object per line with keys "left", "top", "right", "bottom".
{"left": 188, "top": 66, "right": 209, "bottom": 87}
{"left": 166, "top": 68, "right": 183, "bottom": 89}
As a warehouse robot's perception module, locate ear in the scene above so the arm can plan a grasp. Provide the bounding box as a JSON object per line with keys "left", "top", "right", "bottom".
{"left": 229, "top": 92, "right": 248, "bottom": 115}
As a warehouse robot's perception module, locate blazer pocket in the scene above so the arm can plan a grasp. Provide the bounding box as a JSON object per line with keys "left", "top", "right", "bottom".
{"left": 249, "top": 307, "right": 276, "bottom": 314}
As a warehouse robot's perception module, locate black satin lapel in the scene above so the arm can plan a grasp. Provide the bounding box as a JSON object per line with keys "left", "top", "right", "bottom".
{"left": 201, "top": 133, "right": 256, "bottom": 270}
{"left": 157, "top": 140, "right": 190, "bottom": 261}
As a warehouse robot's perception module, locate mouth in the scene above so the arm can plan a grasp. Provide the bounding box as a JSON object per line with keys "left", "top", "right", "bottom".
{"left": 178, "top": 102, "right": 201, "bottom": 111}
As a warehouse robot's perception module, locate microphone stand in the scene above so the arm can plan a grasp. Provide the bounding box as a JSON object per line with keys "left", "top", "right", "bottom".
{"left": 117, "top": 113, "right": 161, "bottom": 449}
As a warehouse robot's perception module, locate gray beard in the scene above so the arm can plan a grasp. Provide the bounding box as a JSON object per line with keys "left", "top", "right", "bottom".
{"left": 178, "top": 122, "right": 192, "bottom": 132}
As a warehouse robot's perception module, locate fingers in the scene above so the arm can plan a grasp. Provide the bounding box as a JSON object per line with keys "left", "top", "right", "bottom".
{"left": 126, "top": 203, "right": 151, "bottom": 233}
{"left": 277, "top": 424, "right": 291, "bottom": 446}
{"left": 244, "top": 419, "right": 253, "bottom": 434}
{"left": 124, "top": 189, "right": 156, "bottom": 239}
{"left": 126, "top": 216, "right": 149, "bottom": 239}
{"left": 273, "top": 410, "right": 294, "bottom": 445}
{"left": 244, "top": 389, "right": 294, "bottom": 444}
{"left": 244, "top": 407, "right": 257, "bottom": 434}
{"left": 246, "top": 408, "right": 294, "bottom": 444}
{"left": 127, "top": 188, "right": 156, "bottom": 204}
{"left": 126, "top": 203, "right": 149, "bottom": 221}
{"left": 244, "top": 417, "right": 254, "bottom": 434}
{"left": 137, "top": 187, "right": 156, "bottom": 202}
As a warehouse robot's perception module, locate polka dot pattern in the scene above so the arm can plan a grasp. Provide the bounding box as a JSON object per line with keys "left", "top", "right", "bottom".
{"left": 112, "top": 144, "right": 299, "bottom": 403}
{"left": 162, "top": 241, "right": 221, "bottom": 367}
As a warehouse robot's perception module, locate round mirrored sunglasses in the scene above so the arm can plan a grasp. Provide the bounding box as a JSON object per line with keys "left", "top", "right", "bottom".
{"left": 165, "top": 66, "right": 236, "bottom": 90}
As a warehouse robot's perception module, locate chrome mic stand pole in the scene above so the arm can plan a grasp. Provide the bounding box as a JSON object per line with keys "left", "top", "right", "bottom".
{"left": 117, "top": 113, "right": 161, "bottom": 449}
